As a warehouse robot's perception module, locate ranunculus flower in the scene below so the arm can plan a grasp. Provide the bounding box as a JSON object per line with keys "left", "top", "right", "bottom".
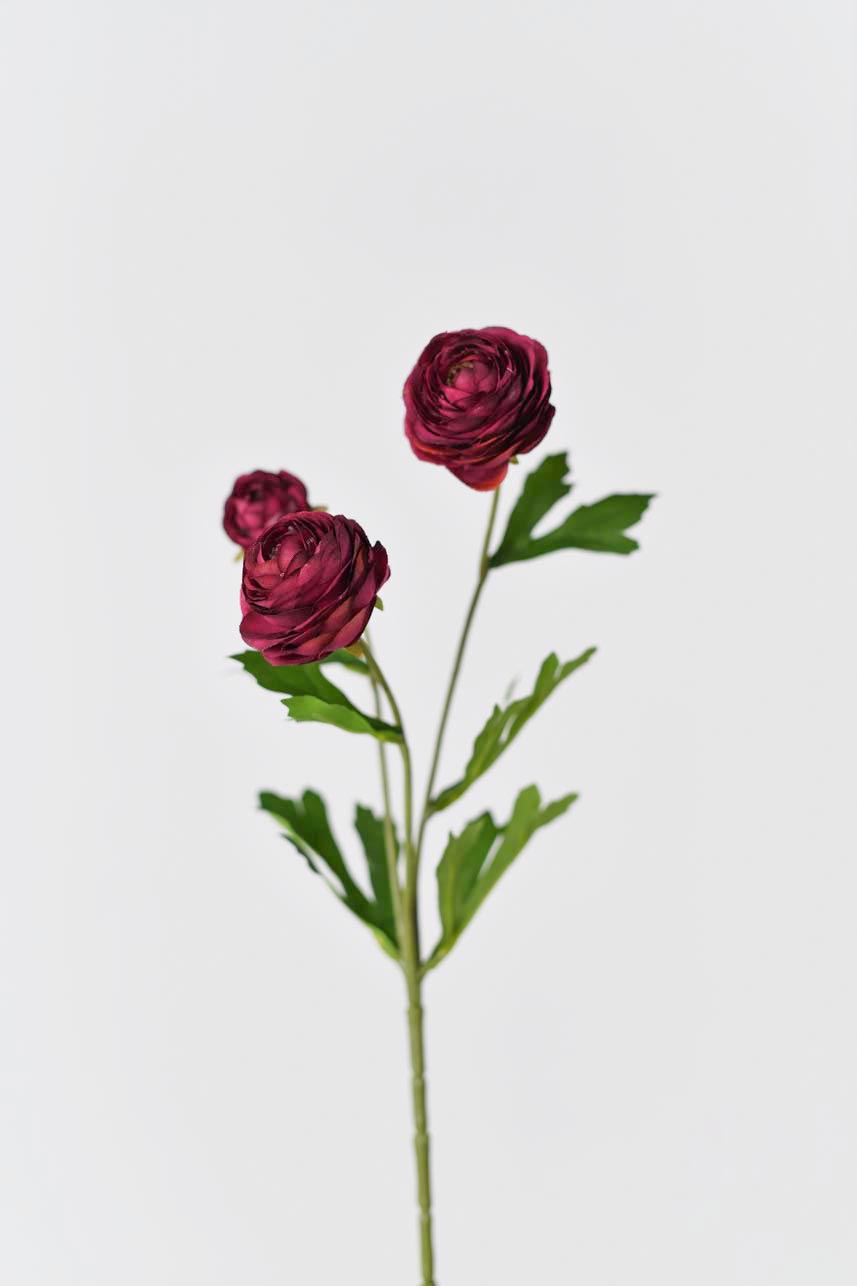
{"left": 403, "top": 326, "right": 555, "bottom": 491}
{"left": 240, "top": 512, "right": 389, "bottom": 665}
{"left": 224, "top": 469, "right": 310, "bottom": 548}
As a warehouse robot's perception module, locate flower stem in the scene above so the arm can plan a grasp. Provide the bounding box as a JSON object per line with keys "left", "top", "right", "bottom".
{"left": 363, "top": 643, "right": 436, "bottom": 1286}
{"left": 416, "top": 486, "right": 501, "bottom": 857}
{"left": 365, "top": 636, "right": 405, "bottom": 947}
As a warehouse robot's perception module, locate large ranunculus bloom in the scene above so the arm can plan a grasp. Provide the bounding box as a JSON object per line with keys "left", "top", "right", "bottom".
{"left": 240, "top": 512, "right": 390, "bottom": 665}
{"left": 403, "top": 326, "right": 555, "bottom": 490}
{"left": 224, "top": 469, "right": 310, "bottom": 548}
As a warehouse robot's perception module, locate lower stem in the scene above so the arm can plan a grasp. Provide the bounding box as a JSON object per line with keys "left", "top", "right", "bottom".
{"left": 365, "top": 486, "right": 502, "bottom": 1281}
{"left": 403, "top": 933, "right": 435, "bottom": 1286}
{"left": 362, "top": 641, "right": 436, "bottom": 1284}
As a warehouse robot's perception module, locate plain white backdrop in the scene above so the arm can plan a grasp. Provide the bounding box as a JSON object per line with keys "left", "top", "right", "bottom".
{"left": 1, "top": 2, "right": 855, "bottom": 1283}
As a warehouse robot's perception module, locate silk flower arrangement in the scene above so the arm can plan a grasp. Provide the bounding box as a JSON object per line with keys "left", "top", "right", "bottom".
{"left": 223, "top": 327, "right": 654, "bottom": 1284}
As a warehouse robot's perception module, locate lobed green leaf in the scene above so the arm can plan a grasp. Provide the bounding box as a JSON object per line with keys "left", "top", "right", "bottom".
{"left": 425, "top": 786, "right": 577, "bottom": 971}
{"left": 282, "top": 695, "right": 402, "bottom": 741}
{"left": 490, "top": 452, "right": 654, "bottom": 566}
{"left": 325, "top": 648, "right": 371, "bottom": 673}
{"left": 354, "top": 803, "right": 400, "bottom": 946}
{"left": 493, "top": 452, "right": 572, "bottom": 559}
{"left": 232, "top": 650, "right": 400, "bottom": 742}
{"left": 430, "top": 648, "right": 596, "bottom": 813}
{"left": 232, "top": 648, "right": 368, "bottom": 689}
{"left": 259, "top": 789, "right": 398, "bottom": 956}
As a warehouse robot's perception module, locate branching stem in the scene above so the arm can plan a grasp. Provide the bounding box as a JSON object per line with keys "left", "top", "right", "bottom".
{"left": 362, "top": 485, "right": 501, "bottom": 1285}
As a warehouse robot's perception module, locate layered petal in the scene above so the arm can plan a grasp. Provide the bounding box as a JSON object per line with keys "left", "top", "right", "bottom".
{"left": 403, "top": 327, "right": 555, "bottom": 490}
{"left": 240, "top": 512, "right": 389, "bottom": 665}
{"left": 223, "top": 469, "right": 310, "bottom": 547}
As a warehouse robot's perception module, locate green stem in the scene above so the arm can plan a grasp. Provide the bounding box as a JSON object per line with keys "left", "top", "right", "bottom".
{"left": 416, "top": 487, "right": 501, "bottom": 858}
{"left": 365, "top": 638, "right": 405, "bottom": 947}
{"left": 404, "top": 937, "right": 434, "bottom": 1284}
{"left": 363, "top": 643, "right": 436, "bottom": 1286}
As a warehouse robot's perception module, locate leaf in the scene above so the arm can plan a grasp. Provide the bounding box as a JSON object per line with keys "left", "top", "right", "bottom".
{"left": 425, "top": 786, "right": 577, "bottom": 971}
{"left": 233, "top": 649, "right": 345, "bottom": 699}
{"left": 436, "top": 813, "right": 497, "bottom": 939}
{"left": 430, "top": 649, "right": 596, "bottom": 813}
{"left": 490, "top": 452, "right": 654, "bottom": 566}
{"left": 354, "top": 805, "right": 399, "bottom": 945}
{"left": 325, "top": 648, "right": 370, "bottom": 674}
{"left": 232, "top": 648, "right": 368, "bottom": 693}
{"left": 472, "top": 787, "right": 576, "bottom": 914}
{"left": 524, "top": 493, "right": 655, "bottom": 557}
{"left": 259, "top": 788, "right": 354, "bottom": 890}
{"left": 259, "top": 789, "right": 398, "bottom": 956}
{"left": 283, "top": 695, "right": 402, "bottom": 742}
{"left": 494, "top": 452, "right": 572, "bottom": 557}
{"left": 232, "top": 650, "right": 400, "bottom": 742}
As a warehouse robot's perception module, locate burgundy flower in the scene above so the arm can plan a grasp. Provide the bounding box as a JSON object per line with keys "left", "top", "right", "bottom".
{"left": 403, "top": 326, "right": 555, "bottom": 491}
{"left": 240, "top": 512, "right": 389, "bottom": 665}
{"left": 224, "top": 469, "right": 310, "bottom": 548}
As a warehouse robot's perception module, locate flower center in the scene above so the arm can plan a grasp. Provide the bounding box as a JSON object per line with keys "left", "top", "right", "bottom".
{"left": 445, "top": 358, "right": 495, "bottom": 394}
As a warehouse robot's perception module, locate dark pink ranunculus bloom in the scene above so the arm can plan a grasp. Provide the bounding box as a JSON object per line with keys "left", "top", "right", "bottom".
{"left": 240, "top": 512, "right": 390, "bottom": 665}
{"left": 403, "top": 326, "right": 555, "bottom": 491}
{"left": 224, "top": 469, "right": 310, "bottom": 548}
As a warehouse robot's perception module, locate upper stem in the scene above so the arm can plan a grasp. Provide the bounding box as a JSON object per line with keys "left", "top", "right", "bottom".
{"left": 415, "top": 486, "right": 501, "bottom": 858}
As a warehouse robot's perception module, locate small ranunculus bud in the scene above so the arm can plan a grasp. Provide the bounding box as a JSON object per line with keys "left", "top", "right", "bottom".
{"left": 403, "top": 326, "right": 555, "bottom": 491}
{"left": 224, "top": 469, "right": 310, "bottom": 548}
{"left": 240, "top": 512, "right": 390, "bottom": 665}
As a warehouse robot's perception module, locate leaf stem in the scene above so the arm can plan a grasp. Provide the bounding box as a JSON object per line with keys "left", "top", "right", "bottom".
{"left": 363, "top": 641, "right": 436, "bottom": 1286}
{"left": 416, "top": 486, "right": 501, "bottom": 858}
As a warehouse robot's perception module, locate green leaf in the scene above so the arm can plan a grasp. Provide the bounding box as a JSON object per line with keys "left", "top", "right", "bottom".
{"left": 354, "top": 805, "right": 399, "bottom": 945}
{"left": 490, "top": 452, "right": 654, "bottom": 566}
{"left": 232, "top": 648, "right": 368, "bottom": 692}
{"left": 526, "top": 493, "right": 655, "bottom": 557}
{"left": 232, "top": 650, "right": 400, "bottom": 742}
{"left": 232, "top": 649, "right": 345, "bottom": 699}
{"left": 430, "top": 649, "right": 596, "bottom": 813}
{"left": 325, "top": 648, "right": 370, "bottom": 674}
{"left": 494, "top": 453, "right": 572, "bottom": 557}
{"left": 425, "top": 786, "right": 577, "bottom": 971}
{"left": 472, "top": 787, "right": 576, "bottom": 914}
{"left": 283, "top": 695, "right": 402, "bottom": 742}
{"left": 436, "top": 813, "right": 497, "bottom": 940}
{"left": 259, "top": 789, "right": 397, "bottom": 956}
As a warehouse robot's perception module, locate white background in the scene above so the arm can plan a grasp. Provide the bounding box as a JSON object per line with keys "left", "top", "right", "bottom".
{"left": 1, "top": 3, "right": 855, "bottom": 1283}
